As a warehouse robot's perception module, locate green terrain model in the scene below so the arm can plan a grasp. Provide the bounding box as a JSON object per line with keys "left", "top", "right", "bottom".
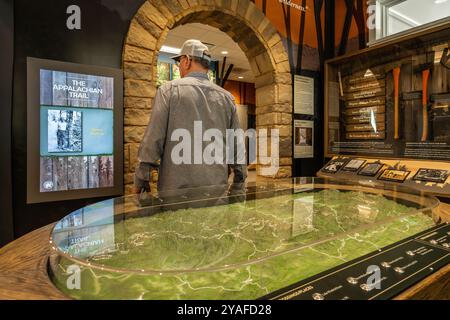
{"left": 49, "top": 186, "right": 436, "bottom": 300}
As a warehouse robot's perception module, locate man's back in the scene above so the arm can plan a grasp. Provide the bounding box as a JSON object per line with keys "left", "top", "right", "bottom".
{"left": 137, "top": 72, "right": 246, "bottom": 191}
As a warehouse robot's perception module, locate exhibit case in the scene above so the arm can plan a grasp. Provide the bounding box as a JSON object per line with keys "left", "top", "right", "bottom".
{"left": 48, "top": 178, "right": 449, "bottom": 300}
{"left": 322, "top": 23, "right": 450, "bottom": 199}
{"left": 325, "top": 23, "right": 450, "bottom": 161}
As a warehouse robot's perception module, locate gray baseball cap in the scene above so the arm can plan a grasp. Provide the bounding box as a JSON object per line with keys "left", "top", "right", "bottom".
{"left": 171, "top": 39, "right": 211, "bottom": 63}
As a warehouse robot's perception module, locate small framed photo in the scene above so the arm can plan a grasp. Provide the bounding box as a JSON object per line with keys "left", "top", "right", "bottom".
{"left": 358, "top": 163, "right": 384, "bottom": 177}
{"left": 413, "top": 169, "right": 449, "bottom": 184}
{"left": 321, "top": 158, "right": 349, "bottom": 174}
{"left": 378, "top": 169, "right": 411, "bottom": 183}
{"left": 342, "top": 159, "right": 366, "bottom": 172}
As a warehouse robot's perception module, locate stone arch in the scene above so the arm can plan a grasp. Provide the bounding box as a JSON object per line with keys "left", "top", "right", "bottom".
{"left": 122, "top": 0, "right": 292, "bottom": 193}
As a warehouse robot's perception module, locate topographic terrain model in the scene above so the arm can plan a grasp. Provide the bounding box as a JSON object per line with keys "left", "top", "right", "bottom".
{"left": 50, "top": 189, "right": 435, "bottom": 299}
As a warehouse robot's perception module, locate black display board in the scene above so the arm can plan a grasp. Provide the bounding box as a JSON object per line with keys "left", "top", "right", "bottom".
{"left": 0, "top": 0, "right": 14, "bottom": 246}
{"left": 292, "top": 70, "right": 323, "bottom": 177}
{"left": 27, "top": 58, "right": 123, "bottom": 203}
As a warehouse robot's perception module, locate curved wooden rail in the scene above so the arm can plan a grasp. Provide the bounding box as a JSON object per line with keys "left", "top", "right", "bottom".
{"left": 0, "top": 204, "right": 449, "bottom": 300}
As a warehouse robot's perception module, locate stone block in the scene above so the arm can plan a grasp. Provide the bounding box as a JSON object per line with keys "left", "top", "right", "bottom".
{"left": 126, "top": 19, "right": 156, "bottom": 50}
{"left": 124, "top": 62, "right": 153, "bottom": 81}
{"left": 128, "top": 143, "right": 140, "bottom": 172}
{"left": 254, "top": 72, "right": 275, "bottom": 89}
{"left": 124, "top": 173, "right": 135, "bottom": 185}
{"left": 254, "top": 52, "right": 273, "bottom": 75}
{"left": 124, "top": 126, "right": 147, "bottom": 143}
{"left": 271, "top": 40, "right": 289, "bottom": 64}
{"left": 124, "top": 79, "right": 156, "bottom": 98}
{"left": 124, "top": 97, "right": 153, "bottom": 109}
{"left": 256, "top": 84, "right": 277, "bottom": 107}
{"left": 123, "top": 45, "right": 154, "bottom": 64}
{"left": 124, "top": 108, "right": 151, "bottom": 126}
{"left": 278, "top": 84, "right": 292, "bottom": 104}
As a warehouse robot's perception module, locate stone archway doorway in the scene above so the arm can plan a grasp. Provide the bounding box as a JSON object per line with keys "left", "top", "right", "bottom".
{"left": 122, "top": 0, "right": 292, "bottom": 193}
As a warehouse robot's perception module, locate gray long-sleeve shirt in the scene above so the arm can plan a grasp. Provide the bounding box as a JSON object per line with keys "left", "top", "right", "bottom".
{"left": 134, "top": 72, "right": 247, "bottom": 192}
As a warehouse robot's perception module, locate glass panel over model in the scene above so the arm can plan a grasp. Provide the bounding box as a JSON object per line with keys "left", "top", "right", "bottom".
{"left": 48, "top": 178, "right": 440, "bottom": 299}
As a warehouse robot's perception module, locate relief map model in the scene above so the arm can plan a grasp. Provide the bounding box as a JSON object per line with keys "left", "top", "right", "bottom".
{"left": 50, "top": 189, "right": 435, "bottom": 299}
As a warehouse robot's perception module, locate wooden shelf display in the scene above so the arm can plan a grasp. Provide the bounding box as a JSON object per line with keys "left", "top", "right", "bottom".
{"left": 325, "top": 23, "right": 450, "bottom": 161}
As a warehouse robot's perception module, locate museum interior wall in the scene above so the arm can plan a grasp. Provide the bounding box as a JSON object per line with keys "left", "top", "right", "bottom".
{"left": 0, "top": 0, "right": 366, "bottom": 246}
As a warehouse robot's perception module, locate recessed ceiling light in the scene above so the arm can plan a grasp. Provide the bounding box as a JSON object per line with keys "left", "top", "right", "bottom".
{"left": 160, "top": 45, "right": 181, "bottom": 54}
{"left": 238, "top": 76, "right": 244, "bottom": 79}
{"left": 435, "top": 0, "right": 447, "bottom": 4}
{"left": 221, "top": 51, "right": 229, "bottom": 55}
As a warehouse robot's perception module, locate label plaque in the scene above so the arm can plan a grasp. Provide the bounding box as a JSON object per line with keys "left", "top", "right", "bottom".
{"left": 358, "top": 163, "right": 384, "bottom": 177}
{"left": 378, "top": 169, "right": 411, "bottom": 182}
{"left": 413, "top": 169, "right": 450, "bottom": 184}
{"left": 346, "top": 97, "right": 386, "bottom": 108}
{"left": 346, "top": 132, "right": 386, "bottom": 140}
{"left": 346, "top": 105, "right": 386, "bottom": 116}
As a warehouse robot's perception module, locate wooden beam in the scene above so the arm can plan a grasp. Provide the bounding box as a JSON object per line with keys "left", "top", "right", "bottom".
{"left": 220, "top": 56, "right": 227, "bottom": 83}
{"left": 281, "top": 3, "right": 294, "bottom": 74}
{"left": 314, "top": 0, "right": 325, "bottom": 66}
{"left": 221, "top": 63, "right": 234, "bottom": 87}
{"left": 296, "top": 0, "right": 307, "bottom": 74}
{"left": 324, "top": 0, "right": 335, "bottom": 60}
{"left": 355, "top": 0, "right": 367, "bottom": 49}
{"left": 339, "top": 0, "right": 354, "bottom": 56}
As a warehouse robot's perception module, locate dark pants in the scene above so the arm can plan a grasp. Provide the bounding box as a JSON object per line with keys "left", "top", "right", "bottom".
{"left": 57, "top": 129, "right": 66, "bottom": 149}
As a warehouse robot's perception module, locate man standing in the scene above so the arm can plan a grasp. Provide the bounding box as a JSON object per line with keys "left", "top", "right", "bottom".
{"left": 134, "top": 39, "right": 247, "bottom": 193}
{"left": 57, "top": 112, "right": 68, "bottom": 150}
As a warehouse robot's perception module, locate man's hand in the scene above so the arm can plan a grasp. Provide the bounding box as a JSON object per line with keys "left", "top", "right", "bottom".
{"left": 133, "top": 186, "right": 145, "bottom": 194}
{"left": 134, "top": 174, "right": 151, "bottom": 194}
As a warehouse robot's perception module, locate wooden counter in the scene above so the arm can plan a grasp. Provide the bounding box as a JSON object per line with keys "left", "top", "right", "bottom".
{"left": 0, "top": 207, "right": 449, "bottom": 300}
{"left": 0, "top": 224, "right": 68, "bottom": 300}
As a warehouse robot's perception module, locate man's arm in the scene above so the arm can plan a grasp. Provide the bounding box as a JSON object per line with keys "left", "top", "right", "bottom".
{"left": 228, "top": 100, "right": 247, "bottom": 184}
{"left": 134, "top": 85, "right": 171, "bottom": 192}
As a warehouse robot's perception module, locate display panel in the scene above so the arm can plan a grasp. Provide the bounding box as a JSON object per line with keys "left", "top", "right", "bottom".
{"left": 27, "top": 58, "right": 123, "bottom": 203}
{"left": 294, "top": 120, "right": 314, "bottom": 158}
{"left": 358, "top": 162, "right": 384, "bottom": 177}
{"left": 378, "top": 169, "right": 411, "bottom": 183}
{"left": 325, "top": 24, "right": 450, "bottom": 161}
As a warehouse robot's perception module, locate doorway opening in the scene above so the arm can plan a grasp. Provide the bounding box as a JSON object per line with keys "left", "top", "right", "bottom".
{"left": 122, "top": 0, "right": 292, "bottom": 193}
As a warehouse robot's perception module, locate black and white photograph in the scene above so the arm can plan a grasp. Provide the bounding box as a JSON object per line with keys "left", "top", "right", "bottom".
{"left": 48, "top": 110, "right": 83, "bottom": 153}
{"left": 413, "top": 169, "right": 450, "bottom": 184}
{"left": 321, "top": 158, "right": 349, "bottom": 174}
{"left": 294, "top": 120, "right": 314, "bottom": 158}
{"left": 342, "top": 159, "right": 366, "bottom": 172}
{"left": 378, "top": 169, "right": 411, "bottom": 183}
{"left": 358, "top": 162, "right": 384, "bottom": 177}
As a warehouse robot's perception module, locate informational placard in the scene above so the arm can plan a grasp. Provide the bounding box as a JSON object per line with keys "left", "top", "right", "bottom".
{"left": 294, "top": 120, "right": 314, "bottom": 158}
{"left": 294, "top": 75, "right": 314, "bottom": 115}
{"left": 413, "top": 169, "right": 449, "bottom": 184}
{"left": 378, "top": 169, "right": 411, "bottom": 183}
{"left": 27, "top": 58, "right": 123, "bottom": 204}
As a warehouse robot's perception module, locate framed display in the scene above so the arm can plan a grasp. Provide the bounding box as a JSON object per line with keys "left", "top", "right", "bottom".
{"left": 294, "top": 75, "right": 314, "bottom": 115}
{"left": 325, "top": 23, "right": 450, "bottom": 161}
{"left": 294, "top": 120, "right": 314, "bottom": 159}
{"left": 27, "top": 57, "right": 123, "bottom": 204}
{"left": 342, "top": 159, "right": 366, "bottom": 172}
{"left": 321, "top": 158, "right": 350, "bottom": 174}
{"left": 378, "top": 169, "right": 411, "bottom": 183}
{"left": 413, "top": 169, "right": 450, "bottom": 184}
{"left": 358, "top": 162, "right": 384, "bottom": 177}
